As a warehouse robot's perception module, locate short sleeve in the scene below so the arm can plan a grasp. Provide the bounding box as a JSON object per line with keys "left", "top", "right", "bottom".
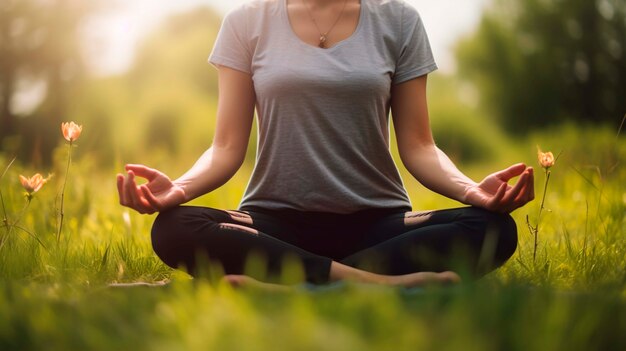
{"left": 208, "top": 7, "right": 252, "bottom": 74}
{"left": 392, "top": 4, "right": 437, "bottom": 84}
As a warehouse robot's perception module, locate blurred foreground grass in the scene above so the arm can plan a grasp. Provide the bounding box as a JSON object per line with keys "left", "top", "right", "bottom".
{"left": 0, "top": 123, "right": 625, "bottom": 350}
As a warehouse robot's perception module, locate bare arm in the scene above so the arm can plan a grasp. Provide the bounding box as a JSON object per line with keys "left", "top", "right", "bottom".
{"left": 117, "top": 66, "right": 255, "bottom": 213}
{"left": 391, "top": 75, "right": 534, "bottom": 213}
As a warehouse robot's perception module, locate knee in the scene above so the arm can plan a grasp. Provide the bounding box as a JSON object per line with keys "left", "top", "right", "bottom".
{"left": 151, "top": 206, "right": 229, "bottom": 272}
{"left": 462, "top": 207, "right": 517, "bottom": 260}
{"left": 151, "top": 207, "right": 194, "bottom": 268}
{"left": 152, "top": 207, "right": 184, "bottom": 245}
{"left": 484, "top": 210, "right": 518, "bottom": 262}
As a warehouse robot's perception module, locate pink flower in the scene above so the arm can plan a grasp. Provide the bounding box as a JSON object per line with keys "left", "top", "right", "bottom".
{"left": 61, "top": 122, "right": 82, "bottom": 142}
{"left": 537, "top": 147, "right": 555, "bottom": 169}
{"left": 19, "top": 173, "right": 51, "bottom": 194}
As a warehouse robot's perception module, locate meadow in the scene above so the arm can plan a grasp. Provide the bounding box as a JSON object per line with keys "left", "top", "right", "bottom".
{"left": 0, "top": 117, "right": 624, "bottom": 350}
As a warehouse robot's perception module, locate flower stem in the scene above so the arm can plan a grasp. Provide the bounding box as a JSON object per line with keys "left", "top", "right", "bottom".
{"left": 533, "top": 169, "right": 551, "bottom": 262}
{"left": 57, "top": 141, "right": 72, "bottom": 244}
{"left": 538, "top": 169, "right": 551, "bottom": 214}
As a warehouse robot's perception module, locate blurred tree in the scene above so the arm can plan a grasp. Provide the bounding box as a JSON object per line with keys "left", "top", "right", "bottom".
{"left": 129, "top": 8, "right": 222, "bottom": 97}
{"left": 0, "top": 0, "right": 39, "bottom": 136}
{"left": 125, "top": 7, "right": 223, "bottom": 158}
{"left": 456, "top": 0, "right": 626, "bottom": 133}
{"left": 0, "top": 0, "right": 102, "bottom": 164}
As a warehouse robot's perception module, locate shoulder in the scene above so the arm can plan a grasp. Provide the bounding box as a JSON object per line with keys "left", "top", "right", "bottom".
{"left": 216, "top": 0, "right": 279, "bottom": 54}
{"left": 366, "top": 0, "right": 422, "bottom": 24}
{"left": 367, "top": 0, "right": 415, "bottom": 13}
{"left": 223, "top": 0, "right": 280, "bottom": 20}
{"left": 365, "top": 0, "right": 425, "bottom": 47}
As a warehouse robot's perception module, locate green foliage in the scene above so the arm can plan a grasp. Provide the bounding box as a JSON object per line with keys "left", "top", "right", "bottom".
{"left": 87, "top": 8, "right": 226, "bottom": 172}
{"left": 130, "top": 8, "right": 222, "bottom": 96}
{"left": 456, "top": 0, "right": 626, "bottom": 133}
{"left": 500, "top": 124, "right": 626, "bottom": 289}
{"left": 427, "top": 75, "right": 509, "bottom": 163}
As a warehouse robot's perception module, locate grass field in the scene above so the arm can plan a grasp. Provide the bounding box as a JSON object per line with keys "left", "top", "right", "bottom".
{"left": 1, "top": 123, "right": 625, "bottom": 350}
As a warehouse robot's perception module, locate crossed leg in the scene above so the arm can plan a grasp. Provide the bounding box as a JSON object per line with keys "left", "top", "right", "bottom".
{"left": 150, "top": 206, "right": 517, "bottom": 287}
{"left": 339, "top": 207, "right": 518, "bottom": 277}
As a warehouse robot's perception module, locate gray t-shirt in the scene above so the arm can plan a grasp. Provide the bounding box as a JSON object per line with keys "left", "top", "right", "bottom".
{"left": 209, "top": 0, "right": 437, "bottom": 213}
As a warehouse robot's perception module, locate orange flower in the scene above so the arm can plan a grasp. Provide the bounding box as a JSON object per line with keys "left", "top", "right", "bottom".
{"left": 61, "top": 121, "right": 82, "bottom": 142}
{"left": 19, "top": 173, "right": 51, "bottom": 194}
{"left": 537, "top": 147, "right": 555, "bottom": 169}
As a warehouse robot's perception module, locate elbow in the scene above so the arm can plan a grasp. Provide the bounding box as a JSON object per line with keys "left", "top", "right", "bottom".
{"left": 397, "top": 138, "right": 437, "bottom": 167}
{"left": 212, "top": 142, "right": 247, "bottom": 170}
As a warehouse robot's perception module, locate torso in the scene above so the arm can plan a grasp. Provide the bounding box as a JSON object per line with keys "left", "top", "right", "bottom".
{"left": 209, "top": 0, "right": 437, "bottom": 213}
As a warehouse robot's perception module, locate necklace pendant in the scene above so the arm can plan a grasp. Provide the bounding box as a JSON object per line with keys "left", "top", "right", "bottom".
{"left": 318, "top": 35, "right": 327, "bottom": 48}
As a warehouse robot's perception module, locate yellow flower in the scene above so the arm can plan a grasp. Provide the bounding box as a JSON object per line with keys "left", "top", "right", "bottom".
{"left": 19, "top": 173, "right": 51, "bottom": 194}
{"left": 61, "top": 121, "right": 82, "bottom": 142}
{"left": 537, "top": 147, "right": 555, "bottom": 169}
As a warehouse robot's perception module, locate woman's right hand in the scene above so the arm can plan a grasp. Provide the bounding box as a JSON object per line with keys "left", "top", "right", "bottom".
{"left": 117, "top": 164, "right": 186, "bottom": 214}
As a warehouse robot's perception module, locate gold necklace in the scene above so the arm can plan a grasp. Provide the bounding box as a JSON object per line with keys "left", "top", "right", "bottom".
{"left": 301, "top": 0, "right": 349, "bottom": 48}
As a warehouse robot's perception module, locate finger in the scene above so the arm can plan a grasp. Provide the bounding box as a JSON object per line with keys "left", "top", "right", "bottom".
{"left": 140, "top": 185, "right": 162, "bottom": 211}
{"left": 513, "top": 181, "right": 531, "bottom": 206}
{"left": 126, "top": 171, "right": 154, "bottom": 214}
{"left": 500, "top": 171, "right": 528, "bottom": 207}
{"left": 514, "top": 168, "right": 535, "bottom": 205}
{"left": 494, "top": 163, "right": 527, "bottom": 182}
{"left": 509, "top": 170, "right": 538, "bottom": 212}
{"left": 125, "top": 164, "right": 159, "bottom": 181}
{"left": 124, "top": 171, "right": 142, "bottom": 210}
{"left": 117, "top": 173, "right": 127, "bottom": 206}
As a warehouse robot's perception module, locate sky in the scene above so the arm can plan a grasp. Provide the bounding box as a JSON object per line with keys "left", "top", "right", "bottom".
{"left": 85, "top": 0, "right": 491, "bottom": 76}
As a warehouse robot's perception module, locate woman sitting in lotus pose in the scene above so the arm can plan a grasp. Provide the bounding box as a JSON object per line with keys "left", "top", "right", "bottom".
{"left": 117, "top": 0, "right": 534, "bottom": 288}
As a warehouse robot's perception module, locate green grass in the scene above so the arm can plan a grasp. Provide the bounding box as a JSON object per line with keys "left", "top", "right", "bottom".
{"left": 1, "top": 123, "right": 625, "bottom": 350}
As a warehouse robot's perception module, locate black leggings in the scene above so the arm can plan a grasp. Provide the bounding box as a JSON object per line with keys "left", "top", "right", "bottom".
{"left": 151, "top": 206, "right": 518, "bottom": 284}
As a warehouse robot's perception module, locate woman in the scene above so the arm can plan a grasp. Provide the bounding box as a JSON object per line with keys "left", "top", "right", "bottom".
{"left": 117, "top": 0, "right": 534, "bottom": 288}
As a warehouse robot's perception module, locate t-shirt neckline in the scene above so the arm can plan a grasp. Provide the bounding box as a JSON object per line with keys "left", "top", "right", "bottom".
{"left": 281, "top": 0, "right": 366, "bottom": 52}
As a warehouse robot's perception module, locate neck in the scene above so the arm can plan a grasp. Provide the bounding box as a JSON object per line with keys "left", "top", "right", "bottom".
{"left": 303, "top": 0, "right": 347, "bottom": 8}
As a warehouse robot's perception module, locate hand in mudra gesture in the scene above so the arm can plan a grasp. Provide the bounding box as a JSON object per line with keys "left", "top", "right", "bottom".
{"left": 464, "top": 163, "right": 534, "bottom": 213}
{"left": 117, "top": 164, "right": 186, "bottom": 214}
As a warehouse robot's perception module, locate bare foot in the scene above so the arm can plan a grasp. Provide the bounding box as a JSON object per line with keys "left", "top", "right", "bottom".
{"left": 387, "top": 271, "right": 461, "bottom": 288}
{"left": 221, "top": 275, "right": 293, "bottom": 292}
{"left": 221, "top": 270, "right": 460, "bottom": 292}
{"left": 330, "top": 262, "right": 461, "bottom": 288}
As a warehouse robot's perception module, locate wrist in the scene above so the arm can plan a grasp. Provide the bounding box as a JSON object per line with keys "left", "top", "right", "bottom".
{"left": 173, "top": 179, "right": 192, "bottom": 202}
{"left": 460, "top": 182, "right": 477, "bottom": 204}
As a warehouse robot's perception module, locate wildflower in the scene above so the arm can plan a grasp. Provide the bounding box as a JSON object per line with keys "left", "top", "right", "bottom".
{"left": 537, "top": 147, "right": 555, "bottom": 169}
{"left": 61, "top": 121, "right": 82, "bottom": 142}
{"left": 19, "top": 173, "right": 51, "bottom": 194}
{"left": 58, "top": 122, "right": 82, "bottom": 242}
{"left": 529, "top": 146, "right": 559, "bottom": 262}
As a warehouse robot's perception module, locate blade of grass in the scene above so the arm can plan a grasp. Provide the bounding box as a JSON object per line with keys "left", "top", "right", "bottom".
{"left": 0, "top": 157, "right": 17, "bottom": 226}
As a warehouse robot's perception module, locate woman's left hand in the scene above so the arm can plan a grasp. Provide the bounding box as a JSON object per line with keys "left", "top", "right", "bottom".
{"left": 464, "top": 163, "right": 535, "bottom": 213}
